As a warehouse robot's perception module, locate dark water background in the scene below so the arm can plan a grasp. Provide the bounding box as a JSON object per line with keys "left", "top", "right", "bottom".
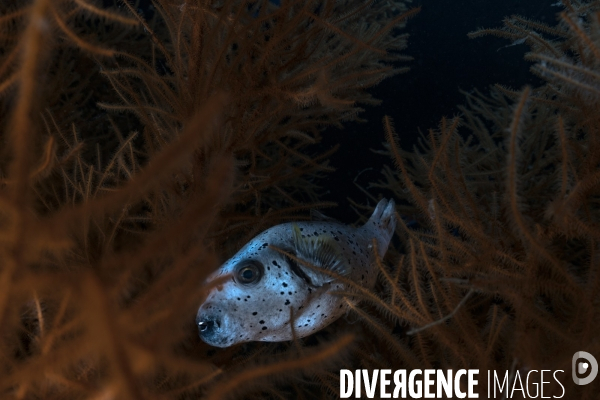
{"left": 320, "top": 0, "right": 559, "bottom": 221}
{"left": 127, "top": 0, "right": 560, "bottom": 221}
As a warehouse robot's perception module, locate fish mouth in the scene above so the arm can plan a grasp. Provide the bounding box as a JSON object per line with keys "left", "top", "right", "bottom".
{"left": 197, "top": 316, "right": 220, "bottom": 333}
{"left": 195, "top": 310, "right": 234, "bottom": 347}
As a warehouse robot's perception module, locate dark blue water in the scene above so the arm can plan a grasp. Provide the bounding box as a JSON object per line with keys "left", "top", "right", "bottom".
{"left": 320, "top": 0, "right": 559, "bottom": 221}
{"left": 114, "top": 0, "right": 560, "bottom": 221}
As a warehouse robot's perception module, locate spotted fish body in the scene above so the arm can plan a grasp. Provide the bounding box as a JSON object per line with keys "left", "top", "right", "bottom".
{"left": 196, "top": 199, "right": 396, "bottom": 347}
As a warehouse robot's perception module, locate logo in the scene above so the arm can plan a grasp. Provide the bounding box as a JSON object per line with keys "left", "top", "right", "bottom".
{"left": 572, "top": 351, "right": 598, "bottom": 385}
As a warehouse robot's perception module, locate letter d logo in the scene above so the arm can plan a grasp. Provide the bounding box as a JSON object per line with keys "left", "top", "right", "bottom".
{"left": 572, "top": 351, "right": 598, "bottom": 385}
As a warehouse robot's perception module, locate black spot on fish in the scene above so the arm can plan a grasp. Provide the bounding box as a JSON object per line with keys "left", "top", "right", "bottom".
{"left": 262, "top": 326, "right": 267, "bottom": 330}
{"left": 285, "top": 299, "right": 290, "bottom": 305}
{"left": 252, "top": 312, "right": 257, "bottom": 315}
{"left": 286, "top": 254, "right": 313, "bottom": 286}
{"left": 259, "top": 320, "right": 265, "bottom": 324}
{"left": 282, "top": 282, "right": 288, "bottom": 287}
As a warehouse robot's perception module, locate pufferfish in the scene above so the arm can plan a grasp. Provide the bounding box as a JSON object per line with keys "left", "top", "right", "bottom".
{"left": 196, "top": 198, "right": 396, "bottom": 347}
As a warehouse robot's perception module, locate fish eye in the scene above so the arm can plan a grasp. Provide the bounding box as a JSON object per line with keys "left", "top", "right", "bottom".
{"left": 235, "top": 260, "right": 263, "bottom": 285}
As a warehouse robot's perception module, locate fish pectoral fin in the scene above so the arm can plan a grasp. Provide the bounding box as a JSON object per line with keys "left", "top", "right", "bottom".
{"left": 292, "top": 225, "right": 349, "bottom": 286}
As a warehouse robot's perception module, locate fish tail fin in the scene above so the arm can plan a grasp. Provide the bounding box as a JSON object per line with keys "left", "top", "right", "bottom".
{"left": 363, "top": 198, "right": 396, "bottom": 258}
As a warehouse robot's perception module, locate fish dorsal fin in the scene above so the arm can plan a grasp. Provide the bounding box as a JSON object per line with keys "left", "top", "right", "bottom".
{"left": 363, "top": 198, "right": 397, "bottom": 259}
{"left": 309, "top": 209, "right": 338, "bottom": 223}
{"left": 291, "top": 225, "right": 348, "bottom": 287}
